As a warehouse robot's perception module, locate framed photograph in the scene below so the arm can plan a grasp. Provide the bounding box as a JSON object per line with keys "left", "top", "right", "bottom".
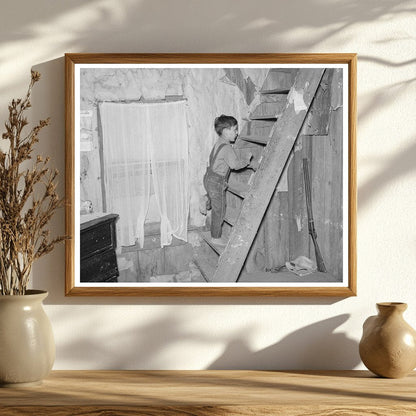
{"left": 65, "top": 53, "right": 356, "bottom": 296}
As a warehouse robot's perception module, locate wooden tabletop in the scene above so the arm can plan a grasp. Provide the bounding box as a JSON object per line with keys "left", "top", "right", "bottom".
{"left": 1, "top": 370, "right": 415, "bottom": 415}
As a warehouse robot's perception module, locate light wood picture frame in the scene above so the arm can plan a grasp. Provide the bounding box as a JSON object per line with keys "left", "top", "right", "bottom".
{"left": 65, "top": 53, "right": 357, "bottom": 296}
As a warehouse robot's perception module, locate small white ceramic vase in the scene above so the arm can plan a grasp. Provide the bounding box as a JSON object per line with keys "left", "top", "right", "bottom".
{"left": 0, "top": 290, "right": 55, "bottom": 387}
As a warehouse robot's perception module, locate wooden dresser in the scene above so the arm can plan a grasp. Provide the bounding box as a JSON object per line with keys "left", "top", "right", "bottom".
{"left": 0, "top": 370, "right": 415, "bottom": 415}
{"left": 80, "top": 213, "right": 119, "bottom": 282}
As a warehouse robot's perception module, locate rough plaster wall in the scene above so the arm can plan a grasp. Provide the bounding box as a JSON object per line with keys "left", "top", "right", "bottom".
{"left": 0, "top": 1, "right": 415, "bottom": 370}
{"left": 80, "top": 67, "right": 249, "bottom": 226}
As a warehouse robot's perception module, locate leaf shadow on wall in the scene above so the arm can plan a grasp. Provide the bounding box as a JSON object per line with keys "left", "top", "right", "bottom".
{"left": 207, "top": 314, "right": 360, "bottom": 370}
{"left": 358, "top": 138, "right": 416, "bottom": 210}
{"left": 356, "top": 54, "right": 416, "bottom": 210}
{"left": 52, "top": 309, "right": 221, "bottom": 369}
{"left": 52, "top": 308, "right": 359, "bottom": 370}
{"left": 0, "top": 0, "right": 414, "bottom": 97}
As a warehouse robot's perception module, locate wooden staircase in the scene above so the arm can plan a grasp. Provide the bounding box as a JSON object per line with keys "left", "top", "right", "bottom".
{"left": 197, "top": 68, "right": 325, "bottom": 283}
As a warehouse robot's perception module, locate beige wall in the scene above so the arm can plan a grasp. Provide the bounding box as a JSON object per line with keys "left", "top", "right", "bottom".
{"left": 0, "top": 1, "right": 415, "bottom": 370}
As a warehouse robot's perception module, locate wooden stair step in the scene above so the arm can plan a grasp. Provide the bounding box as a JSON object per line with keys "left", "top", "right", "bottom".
{"left": 192, "top": 253, "right": 215, "bottom": 282}
{"left": 223, "top": 215, "right": 237, "bottom": 226}
{"left": 239, "top": 120, "right": 274, "bottom": 138}
{"left": 260, "top": 68, "right": 298, "bottom": 93}
{"left": 260, "top": 88, "right": 291, "bottom": 95}
{"left": 260, "top": 93, "right": 288, "bottom": 103}
{"left": 199, "top": 231, "right": 226, "bottom": 255}
{"left": 226, "top": 184, "right": 249, "bottom": 199}
{"left": 249, "top": 114, "right": 278, "bottom": 121}
{"left": 239, "top": 135, "right": 269, "bottom": 145}
{"left": 249, "top": 101, "right": 285, "bottom": 121}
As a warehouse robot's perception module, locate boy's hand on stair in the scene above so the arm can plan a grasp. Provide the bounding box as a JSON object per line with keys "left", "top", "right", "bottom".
{"left": 244, "top": 151, "right": 253, "bottom": 165}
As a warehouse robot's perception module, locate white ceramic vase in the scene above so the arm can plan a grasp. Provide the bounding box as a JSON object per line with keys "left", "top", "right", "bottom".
{"left": 0, "top": 290, "right": 55, "bottom": 387}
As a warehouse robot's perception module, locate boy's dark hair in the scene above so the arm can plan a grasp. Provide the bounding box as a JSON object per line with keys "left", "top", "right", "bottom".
{"left": 214, "top": 115, "right": 238, "bottom": 136}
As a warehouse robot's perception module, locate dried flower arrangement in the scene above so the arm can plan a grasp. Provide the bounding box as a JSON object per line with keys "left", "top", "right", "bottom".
{"left": 0, "top": 71, "right": 66, "bottom": 295}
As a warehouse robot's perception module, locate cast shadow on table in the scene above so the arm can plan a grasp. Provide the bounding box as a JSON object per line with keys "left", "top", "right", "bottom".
{"left": 208, "top": 314, "right": 360, "bottom": 371}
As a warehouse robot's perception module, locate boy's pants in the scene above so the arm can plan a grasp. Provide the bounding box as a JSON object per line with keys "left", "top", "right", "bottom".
{"left": 204, "top": 171, "right": 226, "bottom": 238}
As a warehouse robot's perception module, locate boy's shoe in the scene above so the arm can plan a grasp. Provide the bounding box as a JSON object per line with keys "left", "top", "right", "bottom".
{"left": 211, "top": 237, "right": 227, "bottom": 246}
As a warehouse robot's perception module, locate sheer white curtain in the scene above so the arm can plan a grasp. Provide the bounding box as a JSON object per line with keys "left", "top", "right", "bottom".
{"left": 146, "top": 101, "right": 189, "bottom": 246}
{"left": 99, "top": 100, "right": 189, "bottom": 248}
{"left": 99, "top": 102, "right": 151, "bottom": 247}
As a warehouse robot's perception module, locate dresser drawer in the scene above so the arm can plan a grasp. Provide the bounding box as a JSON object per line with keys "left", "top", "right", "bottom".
{"left": 81, "top": 221, "right": 114, "bottom": 259}
{"left": 81, "top": 248, "right": 119, "bottom": 282}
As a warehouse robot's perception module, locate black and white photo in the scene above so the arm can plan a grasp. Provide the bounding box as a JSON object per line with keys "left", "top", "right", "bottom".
{"left": 65, "top": 54, "right": 356, "bottom": 296}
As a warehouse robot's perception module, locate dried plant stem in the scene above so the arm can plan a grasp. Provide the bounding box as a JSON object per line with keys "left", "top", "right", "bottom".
{"left": 0, "top": 71, "right": 66, "bottom": 295}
